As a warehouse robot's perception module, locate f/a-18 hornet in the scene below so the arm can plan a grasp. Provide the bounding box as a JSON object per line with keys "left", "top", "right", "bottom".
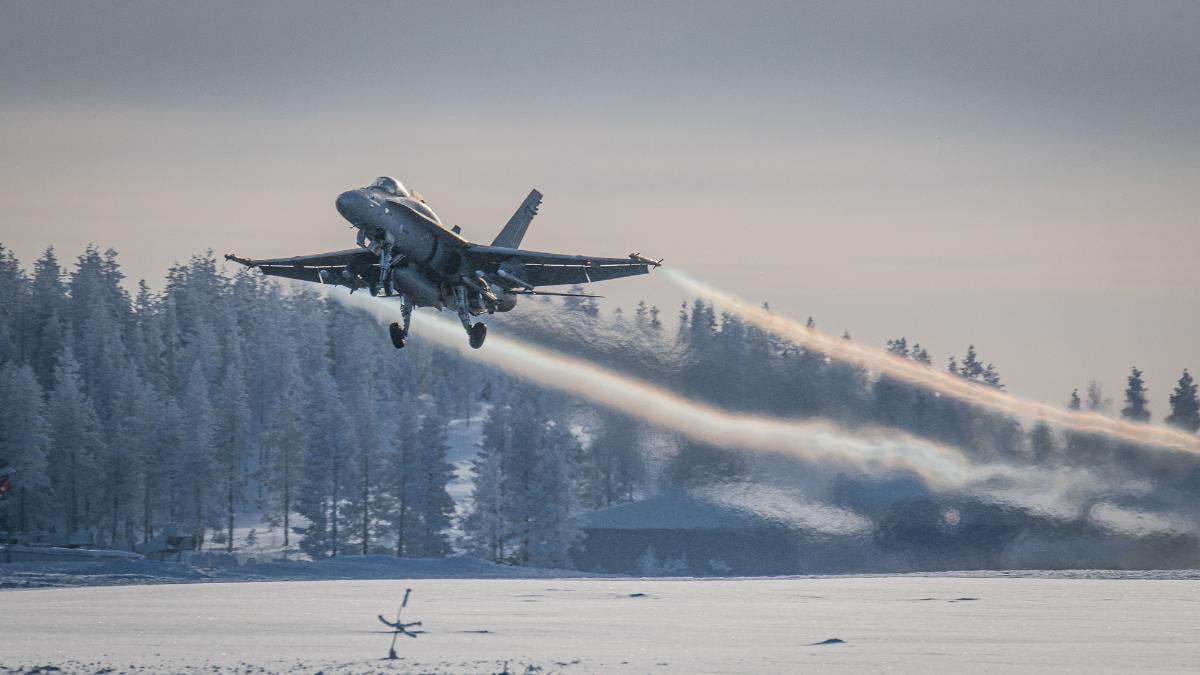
{"left": 226, "top": 177, "right": 661, "bottom": 349}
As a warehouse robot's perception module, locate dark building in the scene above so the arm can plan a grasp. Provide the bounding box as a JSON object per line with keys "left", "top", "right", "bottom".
{"left": 574, "top": 491, "right": 874, "bottom": 575}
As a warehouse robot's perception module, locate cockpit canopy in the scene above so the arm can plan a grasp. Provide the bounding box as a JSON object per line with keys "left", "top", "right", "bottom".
{"left": 370, "top": 176, "right": 410, "bottom": 198}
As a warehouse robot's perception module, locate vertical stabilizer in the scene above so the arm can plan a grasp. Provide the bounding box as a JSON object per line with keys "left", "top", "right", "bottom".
{"left": 491, "top": 189, "right": 542, "bottom": 248}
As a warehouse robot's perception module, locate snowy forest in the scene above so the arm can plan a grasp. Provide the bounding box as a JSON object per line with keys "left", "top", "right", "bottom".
{"left": 1, "top": 243, "right": 1198, "bottom": 572}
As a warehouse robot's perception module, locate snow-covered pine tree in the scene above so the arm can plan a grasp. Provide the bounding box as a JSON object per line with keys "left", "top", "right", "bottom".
{"left": 262, "top": 341, "right": 306, "bottom": 549}
{"left": 407, "top": 408, "right": 456, "bottom": 557}
{"left": 386, "top": 394, "right": 422, "bottom": 556}
{"left": 464, "top": 394, "right": 582, "bottom": 567}
{"left": 326, "top": 300, "right": 387, "bottom": 554}
{"left": 873, "top": 338, "right": 919, "bottom": 431}
{"left": 102, "top": 364, "right": 155, "bottom": 545}
{"left": 46, "top": 346, "right": 105, "bottom": 535}
{"left": 68, "top": 246, "right": 133, "bottom": 424}
{"left": 463, "top": 401, "right": 511, "bottom": 562}
{"left": 295, "top": 359, "right": 353, "bottom": 559}
{"left": 910, "top": 343, "right": 932, "bottom": 365}
{"left": 344, "top": 396, "right": 385, "bottom": 555}
{"left": 1120, "top": 367, "right": 1151, "bottom": 422}
{"left": 143, "top": 398, "right": 180, "bottom": 542}
{"left": 0, "top": 245, "right": 29, "bottom": 362}
{"left": 178, "top": 360, "right": 217, "bottom": 548}
{"left": 1029, "top": 419, "right": 1059, "bottom": 463}
{"left": 525, "top": 418, "right": 582, "bottom": 567}
{"left": 213, "top": 305, "right": 254, "bottom": 553}
{"left": 981, "top": 363, "right": 1004, "bottom": 390}
{"left": 29, "top": 248, "right": 66, "bottom": 389}
{"left": 498, "top": 398, "right": 544, "bottom": 565}
{"left": 1165, "top": 369, "right": 1200, "bottom": 433}
{"left": 1086, "top": 380, "right": 1109, "bottom": 412}
{"left": 578, "top": 411, "right": 644, "bottom": 509}
{"left": 0, "top": 363, "right": 51, "bottom": 532}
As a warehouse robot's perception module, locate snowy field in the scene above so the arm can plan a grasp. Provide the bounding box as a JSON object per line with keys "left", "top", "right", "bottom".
{"left": 4, "top": 575, "right": 1199, "bottom": 674}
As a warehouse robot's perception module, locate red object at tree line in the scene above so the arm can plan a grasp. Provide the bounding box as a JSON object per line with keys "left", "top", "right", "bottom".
{"left": 0, "top": 474, "right": 12, "bottom": 498}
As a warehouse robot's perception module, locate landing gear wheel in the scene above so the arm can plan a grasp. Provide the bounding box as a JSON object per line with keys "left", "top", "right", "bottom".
{"left": 468, "top": 322, "right": 487, "bottom": 349}
{"left": 389, "top": 322, "right": 406, "bottom": 349}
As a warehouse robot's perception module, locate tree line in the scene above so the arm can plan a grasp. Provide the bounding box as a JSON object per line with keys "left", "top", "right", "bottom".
{"left": 1, "top": 243, "right": 1197, "bottom": 567}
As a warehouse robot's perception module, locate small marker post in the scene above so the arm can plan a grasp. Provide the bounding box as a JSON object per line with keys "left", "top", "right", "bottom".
{"left": 378, "top": 588, "right": 422, "bottom": 660}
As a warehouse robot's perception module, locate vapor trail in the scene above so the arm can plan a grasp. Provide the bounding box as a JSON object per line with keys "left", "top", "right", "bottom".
{"left": 331, "top": 289, "right": 1028, "bottom": 489}
{"left": 666, "top": 270, "right": 1200, "bottom": 454}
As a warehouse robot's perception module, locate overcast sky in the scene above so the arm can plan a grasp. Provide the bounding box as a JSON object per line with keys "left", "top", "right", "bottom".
{"left": 2, "top": 1, "right": 1197, "bottom": 407}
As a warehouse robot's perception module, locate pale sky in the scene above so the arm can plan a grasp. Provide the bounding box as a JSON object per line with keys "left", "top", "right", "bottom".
{"left": 1, "top": 1, "right": 1197, "bottom": 408}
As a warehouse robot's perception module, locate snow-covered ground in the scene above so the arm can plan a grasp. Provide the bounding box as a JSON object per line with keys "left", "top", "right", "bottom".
{"left": 4, "top": 574, "right": 1199, "bottom": 674}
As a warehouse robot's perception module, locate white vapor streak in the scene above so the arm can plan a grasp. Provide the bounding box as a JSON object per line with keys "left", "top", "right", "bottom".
{"left": 666, "top": 269, "right": 1200, "bottom": 454}
{"left": 332, "top": 289, "right": 1024, "bottom": 489}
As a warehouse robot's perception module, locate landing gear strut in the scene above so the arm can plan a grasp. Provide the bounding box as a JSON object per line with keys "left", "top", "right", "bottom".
{"left": 388, "top": 295, "right": 413, "bottom": 349}
{"left": 453, "top": 286, "right": 488, "bottom": 349}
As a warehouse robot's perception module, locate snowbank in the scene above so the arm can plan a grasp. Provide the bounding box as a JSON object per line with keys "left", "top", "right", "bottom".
{"left": 0, "top": 554, "right": 593, "bottom": 589}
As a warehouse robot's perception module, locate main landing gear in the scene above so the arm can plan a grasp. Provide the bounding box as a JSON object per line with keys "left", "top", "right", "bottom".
{"left": 389, "top": 288, "right": 489, "bottom": 350}
{"left": 468, "top": 322, "right": 487, "bottom": 349}
{"left": 453, "top": 286, "right": 488, "bottom": 349}
{"left": 389, "top": 295, "right": 413, "bottom": 349}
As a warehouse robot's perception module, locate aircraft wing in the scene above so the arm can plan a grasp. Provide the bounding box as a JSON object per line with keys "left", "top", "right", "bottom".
{"left": 468, "top": 245, "right": 658, "bottom": 287}
{"left": 224, "top": 248, "right": 378, "bottom": 284}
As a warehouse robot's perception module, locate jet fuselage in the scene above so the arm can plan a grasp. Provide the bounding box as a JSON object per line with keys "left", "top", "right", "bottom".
{"left": 334, "top": 180, "right": 515, "bottom": 312}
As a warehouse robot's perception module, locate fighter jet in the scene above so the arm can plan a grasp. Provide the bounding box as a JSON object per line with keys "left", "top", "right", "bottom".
{"left": 226, "top": 177, "right": 660, "bottom": 349}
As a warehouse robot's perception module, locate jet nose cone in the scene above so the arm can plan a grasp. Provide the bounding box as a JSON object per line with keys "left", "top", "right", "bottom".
{"left": 335, "top": 189, "right": 369, "bottom": 222}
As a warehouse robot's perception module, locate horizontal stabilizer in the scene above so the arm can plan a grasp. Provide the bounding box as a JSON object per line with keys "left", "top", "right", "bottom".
{"left": 491, "top": 189, "right": 542, "bottom": 248}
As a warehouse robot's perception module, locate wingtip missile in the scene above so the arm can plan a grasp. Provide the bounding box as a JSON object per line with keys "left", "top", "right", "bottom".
{"left": 629, "top": 252, "right": 663, "bottom": 268}
{"left": 224, "top": 254, "right": 256, "bottom": 268}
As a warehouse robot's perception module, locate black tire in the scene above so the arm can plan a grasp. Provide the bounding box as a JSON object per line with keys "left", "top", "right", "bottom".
{"left": 469, "top": 322, "right": 487, "bottom": 349}
{"left": 389, "top": 322, "right": 406, "bottom": 349}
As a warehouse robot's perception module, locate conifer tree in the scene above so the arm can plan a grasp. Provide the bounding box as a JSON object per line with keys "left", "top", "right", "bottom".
{"left": 103, "top": 365, "right": 155, "bottom": 544}
{"left": 46, "top": 346, "right": 105, "bottom": 534}
{"left": 1068, "top": 389, "right": 1081, "bottom": 410}
{"left": 648, "top": 304, "right": 662, "bottom": 334}
{"left": 264, "top": 382, "right": 306, "bottom": 548}
{"left": 885, "top": 337, "right": 910, "bottom": 358}
{"left": 982, "top": 363, "right": 1004, "bottom": 390}
{"left": 0, "top": 244, "right": 29, "bottom": 364}
{"left": 295, "top": 365, "right": 353, "bottom": 559}
{"left": 0, "top": 363, "right": 51, "bottom": 532}
{"left": 1120, "top": 367, "right": 1151, "bottom": 422}
{"left": 142, "top": 399, "right": 179, "bottom": 542}
{"left": 1086, "top": 381, "right": 1109, "bottom": 412}
{"left": 1029, "top": 420, "right": 1059, "bottom": 463}
{"left": 178, "top": 361, "right": 216, "bottom": 547}
{"left": 526, "top": 418, "right": 582, "bottom": 567}
{"left": 910, "top": 344, "right": 932, "bottom": 365}
{"left": 1165, "top": 369, "right": 1200, "bottom": 433}
{"left": 463, "top": 402, "right": 509, "bottom": 562}
{"left": 213, "top": 310, "right": 254, "bottom": 553}
{"left": 959, "top": 345, "right": 985, "bottom": 381}
{"left": 386, "top": 395, "right": 422, "bottom": 556}
{"left": 29, "top": 248, "right": 66, "bottom": 388}
{"left": 407, "top": 409, "right": 456, "bottom": 557}
{"left": 579, "top": 411, "right": 644, "bottom": 509}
